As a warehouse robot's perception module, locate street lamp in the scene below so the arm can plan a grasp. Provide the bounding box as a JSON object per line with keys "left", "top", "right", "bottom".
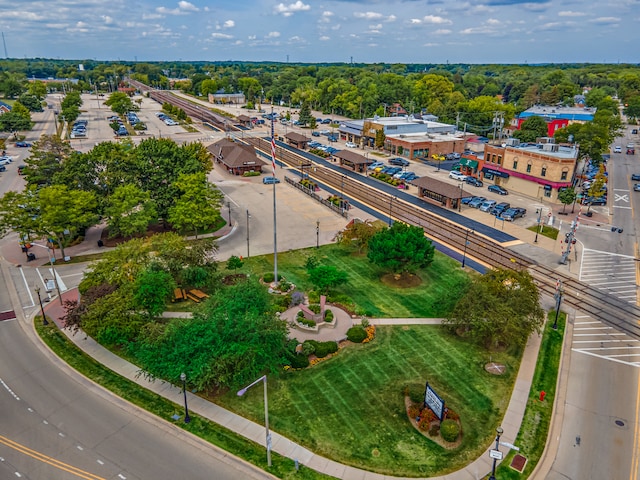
{"left": 246, "top": 210, "right": 251, "bottom": 258}
{"left": 489, "top": 426, "right": 504, "bottom": 480}
{"left": 237, "top": 375, "right": 271, "bottom": 467}
{"left": 553, "top": 280, "right": 564, "bottom": 330}
{"left": 34, "top": 286, "right": 48, "bottom": 325}
{"left": 227, "top": 201, "right": 231, "bottom": 226}
{"left": 316, "top": 220, "right": 320, "bottom": 249}
{"left": 534, "top": 208, "right": 543, "bottom": 243}
{"left": 388, "top": 196, "right": 396, "bottom": 226}
{"left": 30, "top": 242, "right": 63, "bottom": 305}
{"left": 461, "top": 229, "right": 473, "bottom": 269}
{"left": 180, "top": 372, "right": 191, "bottom": 423}
{"left": 458, "top": 182, "right": 464, "bottom": 212}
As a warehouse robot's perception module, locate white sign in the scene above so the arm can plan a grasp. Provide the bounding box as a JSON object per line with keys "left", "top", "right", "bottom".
{"left": 500, "top": 441, "right": 520, "bottom": 451}
{"left": 489, "top": 449, "right": 503, "bottom": 460}
{"left": 424, "top": 382, "right": 445, "bottom": 420}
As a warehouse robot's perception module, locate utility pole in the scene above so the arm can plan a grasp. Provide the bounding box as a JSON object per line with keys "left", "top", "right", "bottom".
{"left": 560, "top": 218, "right": 579, "bottom": 265}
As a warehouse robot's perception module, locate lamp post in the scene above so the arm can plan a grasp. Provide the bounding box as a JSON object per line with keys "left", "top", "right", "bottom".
{"left": 458, "top": 182, "right": 463, "bottom": 212}
{"left": 553, "top": 280, "right": 563, "bottom": 330}
{"left": 488, "top": 426, "right": 504, "bottom": 480}
{"left": 227, "top": 201, "right": 231, "bottom": 226}
{"left": 316, "top": 220, "right": 320, "bottom": 249}
{"left": 534, "top": 208, "right": 543, "bottom": 243}
{"left": 180, "top": 372, "right": 191, "bottom": 423}
{"left": 34, "top": 286, "right": 48, "bottom": 325}
{"left": 237, "top": 375, "right": 271, "bottom": 467}
{"left": 246, "top": 209, "right": 251, "bottom": 258}
{"left": 388, "top": 196, "right": 396, "bottom": 226}
{"left": 461, "top": 229, "right": 473, "bottom": 269}
{"left": 31, "top": 242, "right": 63, "bottom": 305}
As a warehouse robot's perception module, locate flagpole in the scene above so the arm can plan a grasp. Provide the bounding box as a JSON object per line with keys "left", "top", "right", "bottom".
{"left": 270, "top": 107, "right": 279, "bottom": 287}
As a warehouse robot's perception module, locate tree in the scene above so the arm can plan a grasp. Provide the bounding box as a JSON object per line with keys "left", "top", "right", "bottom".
{"left": 24, "top": 135, "right": 73, "bottom": 187}
{"left": 28, "top": 80, "right": 48, "bottom": 100}
{"left": 104, "top": 91, "right": 135, "bottom": 115}
{"left": 18, "top": 94, "right": 43, "bottom": 112}
{"left": 37, "top": 185, "right": 98, "bottom": 259}
{"left": 167, "top": 172, "right": 223, "bottom": 238}
{"left": 298, "top": 100, "right": 312, "bottom": 126}
{"left": 374, "top": 129, "right": 386, "bottom": 149}
{"left": 104, "top": 184, "right": 157, "bottom": 238}
{"left": 308, "top": 265, "right": 348, "bottom": 294}
{"left": 334, "top": 219, "right": 383, "bottom": 253}
{"left": 133, "top": 279, "right": 288, "bottom": 391}
{"left": 558, "top": 188, "right": 577, "bottom": 213}
{"left": 443, "top": 268, "right": 544, "bottom": 349}
{"left": 226, "top": 256, "right": 244, "bottom": 270}
{"left": 134, "top": 265, "right": 176, "bottom": 319}
{"left": 367, "top": 222, "right": 435, "bottom": 275}
{"left": 512, "top": 116, "right": 549, "bottom": 143}
{"left": 0, "top": 110, "right": 33, "bottom": 133}
{"left": 0, "top": 190, "right": 40, "bottom": 240}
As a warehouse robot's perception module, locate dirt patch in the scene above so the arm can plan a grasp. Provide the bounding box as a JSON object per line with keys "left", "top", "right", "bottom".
{"left": 380, "top": 272, "right": 422, "bottom": 288}
{"left": 485, "top": 362, "right": 507, "bottom": 375}
{"left": 404, "top": 397, "right": 462, "bottom": 450}
{"left": 510, "top": 454, "right": 527, "bottom": 472}
{"left": 222, "top": 274, "right": 248, "bottom": 285}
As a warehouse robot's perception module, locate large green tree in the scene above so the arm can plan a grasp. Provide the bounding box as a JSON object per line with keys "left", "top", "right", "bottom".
{"left": 367, "top": 222, "right": 435, "bottom": 275}
{"left": 23, "top": 135, "right": 73, "bottom": 187}
{"left": 167, "top": 172, "right": 223, "bottom": 237}
{"left": 308, "top": 265, "right": 348, "bottom": 294}
{"left": 513, "top": 116, "right": 549, "bottom": 143}
{"left": 104, "top": 91, "right": 135, "bottom": 115}
{"left": 104, "top": 184, "right": 157, "bottom": 238}
{"left": 134, "top": 265, "right": 176, "bottom": 319}
{"left": 443, "top": 269, "right": 544, "bottom": 349}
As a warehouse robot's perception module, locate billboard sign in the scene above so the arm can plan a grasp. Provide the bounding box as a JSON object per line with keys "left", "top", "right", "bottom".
{"left": 424, "top": 382, "right": 445, "bottom": 420}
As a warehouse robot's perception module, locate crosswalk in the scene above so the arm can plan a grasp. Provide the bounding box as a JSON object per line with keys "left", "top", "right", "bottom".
{"left": 579, "top": 248, "right": 638, "bottom": 304}
{"left": 572, "top": 316, "right": 640, "bottom": 367}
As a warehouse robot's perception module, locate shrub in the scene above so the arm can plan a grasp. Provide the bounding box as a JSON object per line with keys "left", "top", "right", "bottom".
{"left": 297, "top": 310, "right": 305, "bottom": 320}
{"left": 279, "top": 281, "right": 292, "bottom": 292}
{"left": 262, "top": 272, "right": 283, "bottom": 283}
{"left": 298, "top": 317, "right": 315, "bottom": 328}
{"left": 408, "top": 403, "right": 422, "bottom": 419}
{"left": 324, "top": 309, "right": 334, "bottom": 322}
{"left": 301, "top": 341, "right": 316, "bottom": 355}
{"left": 306, "top": 340, "right": 338, "bottom": 358}
{"left": 290, "top": 291, "right": 305, "bottom": 306}
{"left": 428, "top": 424, "right": 440, "bottom": 437}
{"left": 347, "top": 325, "right": 367, "bottom": 343}
{"left": 440, "top": 419, "right": 460, "bottom": 442}
{"left": 308, "top": 304, "right": 321, "bottom": 314}
{"left": 242, "top": 171, "right": 260, "bottom": 177}
{"left": 288, "top": 352, "right": 310, "bottom": 369}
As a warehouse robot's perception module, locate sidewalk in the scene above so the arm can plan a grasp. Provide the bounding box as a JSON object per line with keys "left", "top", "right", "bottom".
{"left": 42, "top": 290, "right": 542, "bottom": 480}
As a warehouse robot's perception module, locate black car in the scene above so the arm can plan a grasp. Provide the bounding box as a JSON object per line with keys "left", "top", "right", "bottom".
{"left": 502, "top": 207, "right": 526, "bottom": 221}
{"left": 312, "top": 131, "right": 320, "bottom": 137}
{"left": 461, "top": 196, "right": 475, "bottom": 205}
{"left": 631, "top": 173, "right": 640, "bottom": 181}
{"left": 389, "top": 157, "right": 410, "bottom": 167}
{"left": 582, "top": 196, "right": 607, "bottom": 206}
{"left": 488, "top": 185, "right": 508, "bottom": 195}
{"left": 490, "top": 202, "right": 511, "bottom": 216}
{"left": 465, "top": 177, "right": 483, "bottom": 187}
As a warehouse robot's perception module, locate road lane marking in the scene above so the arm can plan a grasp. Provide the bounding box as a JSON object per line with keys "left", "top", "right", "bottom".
{"left": 0, "top": 435, "right": 106, "bottom": 480}
{"left": 0, "top": 378, "right": 20, "bottom": 400}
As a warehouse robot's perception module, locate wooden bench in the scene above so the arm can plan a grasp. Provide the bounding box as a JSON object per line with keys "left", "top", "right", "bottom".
{"left": 186, "top": 293, "right": 201, "bottom": 303}
{"left": 189, "top": 289, "right": 209, "bottom": 300}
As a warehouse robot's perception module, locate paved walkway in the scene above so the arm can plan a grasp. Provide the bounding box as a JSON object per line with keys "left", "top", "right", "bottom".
{"left": 41, "top": 290, "right": 542, "bottom": 480}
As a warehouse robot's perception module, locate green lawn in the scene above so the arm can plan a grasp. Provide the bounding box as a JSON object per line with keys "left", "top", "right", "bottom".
{"left": 217, "top": 325, "right": 522, "bottom": 477}
{"left": 228, "top": 244, "right": 471, "bottom": 318}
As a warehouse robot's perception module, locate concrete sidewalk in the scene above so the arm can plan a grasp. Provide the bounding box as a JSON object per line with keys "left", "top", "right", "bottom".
{"left": 43, "top": 291, "right": 542, "bottom": 480}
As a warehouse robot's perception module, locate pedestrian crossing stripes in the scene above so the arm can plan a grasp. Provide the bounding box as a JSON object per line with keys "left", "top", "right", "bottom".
{"left": 579, "top": 248, "right": 638, "bottom": 304}
{"left": 572, "top": 316, "right": 640, "bottom": 367}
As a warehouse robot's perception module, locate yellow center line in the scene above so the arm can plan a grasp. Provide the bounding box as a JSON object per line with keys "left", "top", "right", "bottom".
{"left": 632, "top": 379, "right": 640, "bottom": 480}
{"left": 0, "top": 435, "right": 106, "bottom": 480}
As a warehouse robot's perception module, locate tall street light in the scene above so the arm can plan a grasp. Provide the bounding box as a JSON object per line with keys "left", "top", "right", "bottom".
{"left": 180, "top": 372, "right": 191, "bottom": 423}
{"left": 461, "top": 229, "right": 473, "bottom": 269}
{"left": 246, "top": 210, "right": 251, "bottom": 258}
{"left": 316, "top": 220, "right": 320, "bottom": 249}
{"left": 34, "top": 286, "right": 48, "bottom": 325}
{"left": 227, "top": 201, "right": 231, "bottom": 226}
{"left": 237, "top": 375, "right": 271, "bottom": 467}
{"left": 534, "top": 208, "right": 543, "bottom": 243}
{"left": 553, "top": 279, "right": 564, "bottom": 330}
{"left": 488, "top": 426, "right": 504, "bottom": 480}
{"left": 388, "top": 196, "right": 396, "bottom": 226}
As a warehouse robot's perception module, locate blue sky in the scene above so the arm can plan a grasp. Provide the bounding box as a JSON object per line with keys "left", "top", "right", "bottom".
{"left": 0, "top": 0, "right": 638, "bottom": 64}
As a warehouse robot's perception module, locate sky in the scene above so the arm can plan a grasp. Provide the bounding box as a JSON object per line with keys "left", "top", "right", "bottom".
{"left": 1, "top": 0, "right": 639, "bottom": 64}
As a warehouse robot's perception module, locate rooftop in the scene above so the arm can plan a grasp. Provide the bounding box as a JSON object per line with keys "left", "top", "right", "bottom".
{"left": 508, "top": 142, "right": 578, "bottom": 160}
{"left": 519, "top": 105, "right": 596, "bottom": 121}
{"left": 385, "top": 131, "right": 467, "bottom": 144}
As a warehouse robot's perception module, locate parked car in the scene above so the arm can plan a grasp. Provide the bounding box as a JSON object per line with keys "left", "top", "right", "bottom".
{"left": 322, "top": 118, "right": 332, "bottom": 124}
{"left": 631, "top": 174, "right": 640, "bottom": 181}
{"left": 0, "top": 165, "right": 6, "bottom": 172}
{"left": 613, "top": 146, "right": 622, "bottom": 153}
{"left": 446, "top": 152, "right": 461, "bottom": 160}
{"left": 448, "top": 171, "right": 467, "bottom": 181}
{"left": 490, "top": 202, "right": 511, "bottom": 217}
{"left": 634, "top": 184, "right": 640, "bottom": 192}
{"left": 582, "top": 196, "right": 607, "bottom": 206}
{"left": 312, "top": 131, "right": 320, "bottom": 137}
{"left": 327, "top": 135, "right": 338, "bottom": 142}
{"left": 465, "top": 177, "right": 483, "bottom": 187}
{"left": 389, "top": 157, "right": 410, "bottom": 166}
{"left": 479, "top": 200, "right": 498, "bottom": 212}
{"left": 381, "top": 166, "right": 402, "bottom": 175}
{"left": 468, "top": 196, "right": 486, "bottom": 208}
{"left": 262, "top": 176, "right": 280, "bottom": 184}
{"left": 15, "top": 141, "right": 32, "bottom": 147}
{"left": 368, "top": 161, "right": 384, "bottom": 170}
{"left": 502, "top": 207, "right": 527, "bottom": 221}
{"left": 632, "top": 129, "right": 638, "bottom": 134}
{"left": 0, "top": 157, "right": 11, "bottom": 166}
{"left": 17, "top": 164, "right": 26, "bottom": 175}
{"left": 345, "top": 142, "right": 357, "bottom": 148}
{"left": 461, "top": 196, "right": 475, "bottom": 205}
{"left": 488, "top": 185, "right": 508, "bottom": 195}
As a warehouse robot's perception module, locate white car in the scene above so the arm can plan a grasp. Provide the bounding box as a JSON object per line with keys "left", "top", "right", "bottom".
{"left": 449, "top": 171, "right": 467, "bottom": 181}
{"left": 613, "top": 146, "right": 622, "bottom": 153}
{"left": 345, "top": 141, "right": 357, "bottom": 148}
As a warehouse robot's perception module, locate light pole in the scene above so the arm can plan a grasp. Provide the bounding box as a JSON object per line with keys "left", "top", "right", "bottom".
{"left": 458, "top": 182, "right": 464, "bottom": 212}
{"left": 340, "top": 175, "right": 346, "bottom": 213}
{"left": 553, "top": 280, "right": 564, "bottom": 330}
{"left": 237, "top": 375, "right": 271, "bottom": 467}
{"left": 489, "top": 426, "right": 504, "bottom": 480}
{"left": 227, "top": 201, "right": 231, "bottom": 226}
{"left": 534, "top": 208, "right": 543, "bottom": 243}
{"left": 316, "top": 220, "right": 320, "bottom": 249}
{"left": 461, "top": 229, "right": 473, "bottom": 268}
{"left": 388, "top": 196, "right": 396, "bottom": 226}
{"left": 180, "top": 372, "right": 191, "bottom": 423}
{"left": 31, "top": 243, "right": 63, "bottom": 305}
{"left": 246, "top": 209, "right": 251, "bottom": 258}
{"left": 34, "top": 286, "right": 48, "bottom": 325}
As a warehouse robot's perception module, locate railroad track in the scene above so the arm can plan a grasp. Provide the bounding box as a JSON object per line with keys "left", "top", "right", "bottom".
{"left": 127, "top": 81, "right": 640, "bottom": 339}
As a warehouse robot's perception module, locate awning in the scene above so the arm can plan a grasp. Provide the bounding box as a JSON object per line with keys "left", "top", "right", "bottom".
{"left": 459, "top": 158, "right": 478, "bottom": 168}
{"left": 482, "top": 167, "right": 510, "bottom": 178}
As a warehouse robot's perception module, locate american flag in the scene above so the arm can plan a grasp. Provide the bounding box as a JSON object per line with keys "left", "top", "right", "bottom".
{"left": 270, "top": 115, "right": 277, "bottom": 176}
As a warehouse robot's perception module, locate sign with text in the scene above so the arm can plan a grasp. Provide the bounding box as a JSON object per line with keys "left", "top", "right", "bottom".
{"left": 424, "top": 382, "right": 445, "bottom": 421}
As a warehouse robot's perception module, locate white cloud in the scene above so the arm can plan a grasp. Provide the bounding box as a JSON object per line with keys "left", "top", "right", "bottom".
{"left": 558, "top": 11, "right": 587, "bottom": 17}
{"left": 102, "top": 15, "right": 114, "bottom": 25}
{"left": 590, "top": 16, "right": 621, "bottom": 24}
{"left": 178, "top": 1, "right": 198, "bottom": 11}
{"left": 386, "top": 15, "right": 397, "bottom": 22}
{"left": 486, "top": 18, "right": 501, "bottom": 25}
{"left": 422, "top": 15, "right": 453, "bottom": 25}
{"left": 319, "top": 35, "right": 330, "bottom": 41}
{"left": 320, "top": 11, "right": 334, "bottom": 23}
{"left": 266, "top": 31, "right": 281, "bottom": 38}
{"left": 142, "top": 13, "right": 163, "bottom": 20}
{"left": 223, "top": 20, "right": 235, "bottom": 28}
{"left": 370, "top": 23, "right": 382, "bottom": 29}
{"left": 354, "top": 12, "right": 384, "bottom": 20}
{"left": 274, "top": 1, "right": 310, "bottom": 17}
{"left": 433, "top": 29, "right": 452, "bottom": 35}
{"left": 156, "top": 1, "right": 199, "bottom": 16}
{"left": 211, "top": 33, "right": 233, "bottom": 39}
